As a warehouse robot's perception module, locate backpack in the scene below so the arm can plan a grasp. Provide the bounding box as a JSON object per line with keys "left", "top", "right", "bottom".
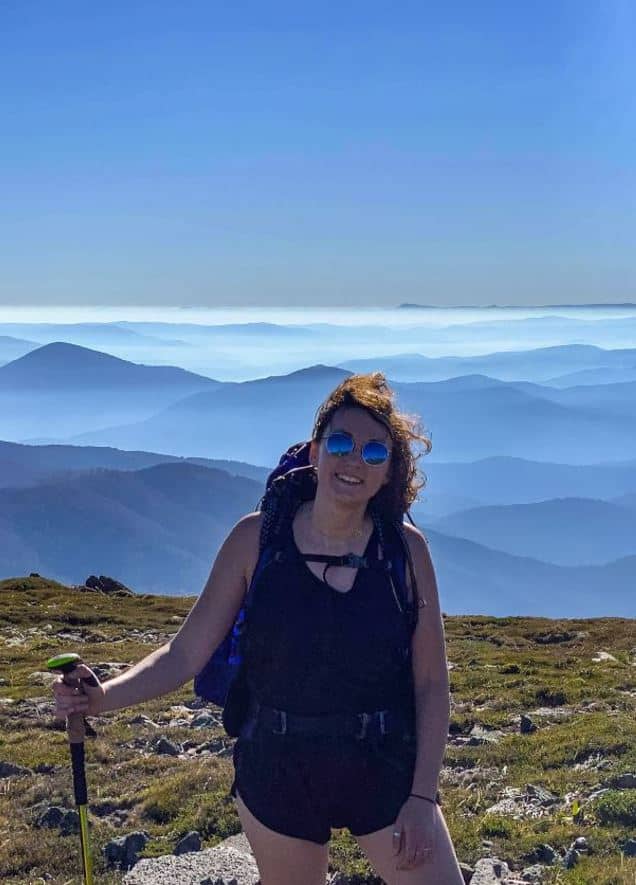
{"left": 193, "top": 441, "right": 419, "bottom": 734}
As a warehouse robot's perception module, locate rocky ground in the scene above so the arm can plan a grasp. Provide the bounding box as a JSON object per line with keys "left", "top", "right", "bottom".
{"left": 0, "top": 575, "right": 635, "bottom": 884}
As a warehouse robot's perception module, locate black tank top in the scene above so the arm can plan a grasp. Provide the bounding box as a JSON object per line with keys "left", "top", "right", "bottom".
{"left": 243, "top": 525, "right": 414, "bottom": 716}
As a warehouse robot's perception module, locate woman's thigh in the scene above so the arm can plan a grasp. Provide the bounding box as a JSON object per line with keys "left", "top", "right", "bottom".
{"left": 234, "top": 788, "right": 330, "bottom": 885}
{"left": 354, "top": 805, "right": 464, "bottom": 885}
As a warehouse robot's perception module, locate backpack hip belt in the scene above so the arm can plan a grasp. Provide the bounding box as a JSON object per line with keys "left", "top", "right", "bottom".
{"left": 241, "top": 699, "right": 412, "bottom": 740}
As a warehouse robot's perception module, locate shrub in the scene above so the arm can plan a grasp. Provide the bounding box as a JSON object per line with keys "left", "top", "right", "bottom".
{"left": 480, "top": 815, "right": 514, "bottom": 838}
{"left": 593, "top": 790, "right": 636, "bottom": 827}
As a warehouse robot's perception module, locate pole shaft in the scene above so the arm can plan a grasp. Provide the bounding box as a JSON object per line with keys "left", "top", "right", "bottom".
{"left": 78, "top": 804, "right": 93, "bottom": 884}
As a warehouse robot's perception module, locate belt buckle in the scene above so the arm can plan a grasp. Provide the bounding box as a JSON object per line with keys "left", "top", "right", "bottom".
{"left": 272, "top": 709, "right": 287, "bottom": 735}
{"left": 355, "top": 712, "right": 370, "bottom": 740}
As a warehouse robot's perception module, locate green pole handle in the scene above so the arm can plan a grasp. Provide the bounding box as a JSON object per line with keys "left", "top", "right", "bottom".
{"left": 46, "top": 653, "right": 96, "bottom": 742}
{"left": 46, "top": 653, "right": 94, "bottom": 884}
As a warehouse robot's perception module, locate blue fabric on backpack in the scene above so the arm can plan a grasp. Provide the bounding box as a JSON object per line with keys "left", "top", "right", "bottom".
{"left": 193, "top": 441, "right": 415, "bottom": 705}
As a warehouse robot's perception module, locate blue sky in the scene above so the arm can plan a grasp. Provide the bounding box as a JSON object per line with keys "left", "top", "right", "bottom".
{"left": 1, "top": 1, "right": 634, "bottom": 307}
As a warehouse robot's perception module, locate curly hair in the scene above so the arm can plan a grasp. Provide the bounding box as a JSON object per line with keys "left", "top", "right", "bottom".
{"left": 312, "top": 372, "right": 431, "bottom": 520}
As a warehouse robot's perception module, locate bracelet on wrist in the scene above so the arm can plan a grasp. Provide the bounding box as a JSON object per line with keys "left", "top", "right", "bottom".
{"left": 409, "top": 792, "right": 436, "bottom": 805}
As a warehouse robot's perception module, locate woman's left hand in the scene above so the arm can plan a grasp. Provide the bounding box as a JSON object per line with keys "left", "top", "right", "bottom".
{"left": 392, "top": 796, "right": 437, "bottom": 870}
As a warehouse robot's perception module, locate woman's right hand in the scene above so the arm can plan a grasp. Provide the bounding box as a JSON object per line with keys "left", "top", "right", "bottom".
{"left": 52, "top": 663, "right": 105, "bottom": 718}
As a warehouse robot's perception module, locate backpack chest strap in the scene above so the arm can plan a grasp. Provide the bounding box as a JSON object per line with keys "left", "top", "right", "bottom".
{"left": 296, "top": 551, "right": 392, "bottom": 571}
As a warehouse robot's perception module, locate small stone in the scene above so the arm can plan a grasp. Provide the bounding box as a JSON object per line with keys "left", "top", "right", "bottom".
{"left": 520, "top": 714, "right": 538, "bottom": 734}
{"left": 0, "top": 760, "right": 32, "bottom": 778}
{"left": 154, "top": 737, "right": 181, "bottom": 756}
{"left": 28, "top": 671, "right": 58, "bottom": 687}
{"left": 190, "top": 712, "right": 218, "bottom": 728}
{"left": 534, "top": 631, "right": 577, "bottom": 644}
{"left": 36, "top": 806, "right": 79, "bottom": 834}
{"left": 572, "top": 836, "right": 588, "bottom": 851}
{"left": 129, "top": 714, "right": 159, "bottom": 728}
{"left": 609, "top": 772, "right": 636, "bottom": 789}
{"left": 470, "top": 857, "right": 510, "bottom": 883}
{"left": 468, "top": 724, "right": 504, "bottom": 745}
{"left": 174, "top": 830, "right": 202, "bottom": 855}
{"left": 526, "top": 784, "right": 559, "bottom": 806}
{"left": 533, "top": 844, "right": 558, "bottom": 864}
{"left": 623, "top": 838, "right": 636, "bottom": 857}
{"left": 563, "top": 847, "right": 579, "bottom": 869}
{"left": 521, "top": 864, "right": 547, "bottom": 882}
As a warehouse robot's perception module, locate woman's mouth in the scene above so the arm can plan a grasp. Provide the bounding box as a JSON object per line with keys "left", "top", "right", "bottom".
{"left": 335, "top": 473, "right": 363, "bottom": 486}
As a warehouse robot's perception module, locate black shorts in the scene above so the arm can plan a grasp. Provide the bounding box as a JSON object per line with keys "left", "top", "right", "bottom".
{"left": 230, "top": 730, "right": 436, "bottom": 845}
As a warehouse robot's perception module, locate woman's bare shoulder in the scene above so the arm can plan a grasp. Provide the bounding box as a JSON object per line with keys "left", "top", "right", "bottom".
{"left": 400, "top": 521, "right": 436, "bottom": 605}
{"left": 229, "top": 511, "right": 264, "bottom": 575}
{"left": 402, "top": 521, "right": 431, "bottom": 557}
{"left": 234, "top": 510, "right": 264, "bottom": 538}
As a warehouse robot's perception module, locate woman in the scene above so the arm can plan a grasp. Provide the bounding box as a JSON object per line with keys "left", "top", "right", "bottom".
{"left": 53, "top": 373, "right": 464, "bottom": 884}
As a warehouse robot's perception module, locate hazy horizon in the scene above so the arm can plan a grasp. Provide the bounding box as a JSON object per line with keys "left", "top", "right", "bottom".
{"left": 3, "top": 302, "right": 636, "bottom": 324}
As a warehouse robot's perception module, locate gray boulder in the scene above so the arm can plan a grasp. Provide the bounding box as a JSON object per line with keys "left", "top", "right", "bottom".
{"left": 123, "top": 833, "right": 259, "bottom": 884}
{"left": 104, "top": 831, "right": 150, "bottom": 871}
{"left": 470, "top": 858, "right": 511, "bottom": 883}
{"left": 85, "top": 574, "right": 134, "bottom": 596}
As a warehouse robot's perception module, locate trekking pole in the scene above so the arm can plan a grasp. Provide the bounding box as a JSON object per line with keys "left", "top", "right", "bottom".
{"left": 46, "top": 652, "right": 96, "bottom": 885}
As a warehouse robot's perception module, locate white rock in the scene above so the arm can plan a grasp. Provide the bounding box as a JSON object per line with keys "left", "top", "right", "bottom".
{"left": 592, "top": 651, "right": 618, "bottom": 663}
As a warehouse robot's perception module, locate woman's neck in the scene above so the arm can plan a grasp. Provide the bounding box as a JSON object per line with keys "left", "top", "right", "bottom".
{"left": 300, "top": 496, "right": 369, "bottom": 544}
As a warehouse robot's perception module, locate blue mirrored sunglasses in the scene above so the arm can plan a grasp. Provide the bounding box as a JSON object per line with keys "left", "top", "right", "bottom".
{"left": 324, "top": 431, "right": 391, "bottom": 466}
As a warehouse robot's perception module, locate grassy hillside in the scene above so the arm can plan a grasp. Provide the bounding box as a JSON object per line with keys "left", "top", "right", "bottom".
{"left": 0, "top": 576, "right": 634, "bottom": 884}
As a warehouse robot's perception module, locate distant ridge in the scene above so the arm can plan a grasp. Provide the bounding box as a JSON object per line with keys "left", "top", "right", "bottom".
{"left": 398, "top": 302, "right": 636, "bottom": 309}
{"left": 0, "top": 439, "right": 270, "bottom": 488}
{"left": 0, "top": 335, "right": 37, "bottom": 365}
{"left": 0, "top": 342, "right": 219, "bottom": 390}
{"left": 269, "top": 363, "right": 350, "bottom": 380}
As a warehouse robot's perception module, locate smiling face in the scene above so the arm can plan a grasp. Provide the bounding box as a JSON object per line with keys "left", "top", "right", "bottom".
{"left": 310, "top": 406, "right": 392, "bottom": 507}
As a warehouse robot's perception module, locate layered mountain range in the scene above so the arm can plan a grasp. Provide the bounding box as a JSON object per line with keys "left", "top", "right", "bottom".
{"left": 0, "top": 330, "right": 634, "bottom": 616}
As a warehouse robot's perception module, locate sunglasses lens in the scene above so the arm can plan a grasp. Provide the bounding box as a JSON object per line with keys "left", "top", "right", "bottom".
{"left": 362, "top": 441, "right": 389, "bottom": 465}
{"left": 325, "top": 432, "right": 355, "bottom": 456}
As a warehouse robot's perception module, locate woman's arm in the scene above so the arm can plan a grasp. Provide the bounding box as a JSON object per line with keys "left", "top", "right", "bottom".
{"left": 404, "top": 524, "right": 451, "bottom": 800}
{"left": 53, "top": 512, "right": 262, "bottom": 718}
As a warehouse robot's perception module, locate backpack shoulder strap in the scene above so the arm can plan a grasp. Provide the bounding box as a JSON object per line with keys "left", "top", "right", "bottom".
{"left": 371, "top": 510, "right": 420, "bottom": 634}
{"left": 242, "top": 464, "right": 316, "bottom": 611}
